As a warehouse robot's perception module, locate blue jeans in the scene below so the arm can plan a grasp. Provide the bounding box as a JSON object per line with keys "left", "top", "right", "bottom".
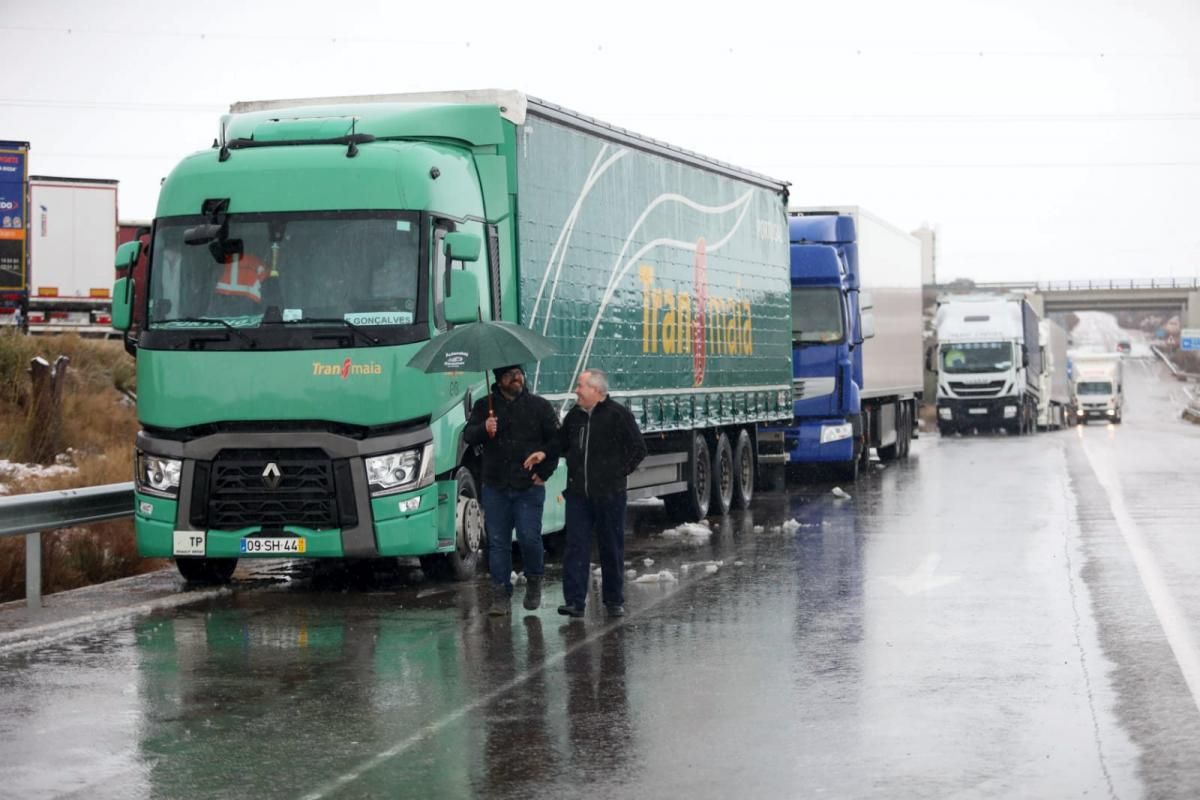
{"left": 562, "top": 492, "right": 627, "bottom": 609}
{"left": 481, "top": 484, "right": 546, "bottom": 594}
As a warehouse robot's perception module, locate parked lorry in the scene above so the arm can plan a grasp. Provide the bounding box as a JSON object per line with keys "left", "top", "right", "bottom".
{"left": 22, "top": 176, "right": 119, "bottom": 333}
{"left": 1036, "top": 318, "right": 1072, "bottom": 430}
{"left": 759, "top": 208, "right": 924, "bottom": 481}
{"left": 111, "top": 90, "right": 794, "bottom": 583}
{"left": 931, "top": 294, "right": 1043, "bottom": 435}
{"left": 1072, "top": 354, "right": 1124, "bottom": 423}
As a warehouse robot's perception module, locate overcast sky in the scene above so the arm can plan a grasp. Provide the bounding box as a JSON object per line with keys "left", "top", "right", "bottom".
{"left": 3, "top": 0, "right": 1199, "bottom": 283}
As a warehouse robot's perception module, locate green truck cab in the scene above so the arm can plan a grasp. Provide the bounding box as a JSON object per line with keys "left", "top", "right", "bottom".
{"left": 113, "top": 91, "right": 794, "bottom": 583}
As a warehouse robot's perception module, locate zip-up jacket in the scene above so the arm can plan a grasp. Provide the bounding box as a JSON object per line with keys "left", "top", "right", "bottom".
{"left": 557, "top": 396, "right": 647, "bottom": 498}
{"left": 464, "top": 385, "right": 560, "bottom": 490}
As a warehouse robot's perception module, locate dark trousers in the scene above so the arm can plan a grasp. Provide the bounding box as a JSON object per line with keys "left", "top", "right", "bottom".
{"left": 481, "top": 485, "right": 545, "bottom": 594}
{"left": 562, "top": 491, "right": 627, "bottom": 609}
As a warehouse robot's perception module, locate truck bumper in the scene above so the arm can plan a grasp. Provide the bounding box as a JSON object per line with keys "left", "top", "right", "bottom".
{"left": 761, "top": 421, "right": 855, "bottom": 464}
{"left": 133, "top": 425, "right": 439, "bottom": 559}
{"left": 936, "top": 398, "right": 1019, "bottom": 429}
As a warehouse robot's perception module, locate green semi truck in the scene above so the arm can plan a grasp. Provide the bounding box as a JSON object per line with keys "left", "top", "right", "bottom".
{"left": 112, "top": 90, "right": 794, "bottom": 583}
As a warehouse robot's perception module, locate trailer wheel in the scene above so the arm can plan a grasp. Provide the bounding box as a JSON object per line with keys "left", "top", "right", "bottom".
{"left": 420, "top": 467, "right": 485, "bottom": 581}
{"left": 731, "top": 429, "right": 755, "bottom": 510}
{"left": 709, "top": 433, "right": 734, "bottom": 516}
{"left": 175, "top": 557, "right": 237, "bottom": 585}
{"left": 664, "top": 434, "right": 712, "bottom": 523}
{"left": 878, "top": 403, "right": 901, "bottom": 462}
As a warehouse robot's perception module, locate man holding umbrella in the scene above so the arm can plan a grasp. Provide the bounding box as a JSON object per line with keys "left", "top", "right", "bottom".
{"left": 464, "top": 364, "right": 560, "bottom": 615}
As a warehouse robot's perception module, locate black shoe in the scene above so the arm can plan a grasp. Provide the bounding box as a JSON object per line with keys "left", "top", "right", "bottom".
{"left": 557, "top": 603, "right": 585, "bottom": 618}
{"left": 605, "top": 603, "right": 625, "bottom": 618}
{"left": 523, "top": 576, "right": 543, "bottom": 610}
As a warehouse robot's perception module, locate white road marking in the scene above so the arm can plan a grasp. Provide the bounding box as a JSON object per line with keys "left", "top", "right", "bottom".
{"left": 880, "top": 553, "right": 961, "bottom": 596}
{"left": 1081, "top": 438, "right": 1200, "bottom": 716}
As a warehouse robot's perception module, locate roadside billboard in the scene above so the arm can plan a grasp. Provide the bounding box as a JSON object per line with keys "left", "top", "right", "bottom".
{"left": 0, "top": 140, "right": 29, "bottom": 295}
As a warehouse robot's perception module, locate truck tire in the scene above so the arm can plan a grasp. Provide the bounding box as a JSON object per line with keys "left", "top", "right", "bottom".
{"left": 709, "top": 433, "right": 734, "bottom": 516}
{"left": 898, "top": 404, "right": 911, "bottom": 459}
{"left": 420, "top": 467, "right": 485, "bottom": 581}
{"left": 664, "top": 434, "right": 712, "bottom": 523}
{"left": 175, "top": 557, "right": 237, "bottom": 584}
{"left": 731, "top": 429, "right": 755, "bottom": 510}
{"left": 878, "top": 403, "right": 901, "bottom": 462}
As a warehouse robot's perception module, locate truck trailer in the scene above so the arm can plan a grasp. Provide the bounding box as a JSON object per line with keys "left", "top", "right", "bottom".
{"left": 26, "top": 176, "right": 119, "bottom": 333}
{"left": 759, "top": 208, "right": 924, "bottom": 482}
{"left": 111, "top": 90, "right": 794, "bottom": 583}
{"left": 1037, "top": 318, "right": 1072, "bottom": 430}
{"left": 931, "top": 294, "right": 1043, "bottom": 435}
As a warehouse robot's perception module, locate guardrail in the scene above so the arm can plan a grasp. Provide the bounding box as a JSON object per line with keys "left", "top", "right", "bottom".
{"left": 1038, "top": 278, "right": 1200, "bottom": 292}
{"left": 0, "top": 482, "right": 134, "bottom": 610}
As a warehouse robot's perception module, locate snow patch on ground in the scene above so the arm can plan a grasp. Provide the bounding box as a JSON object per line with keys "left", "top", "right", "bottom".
{"left": 662, "top": 521, "right": 713, "bottom": 539}
{"left": 0, "top": 459, "right": 79, "bottom": 496}
{"left": 633, "top": 570, "right": 678, "bottom": 584}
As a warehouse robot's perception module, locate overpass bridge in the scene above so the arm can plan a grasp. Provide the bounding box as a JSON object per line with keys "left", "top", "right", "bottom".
{"left": 938, "top": 278, "right": 1200, "bottom": 326}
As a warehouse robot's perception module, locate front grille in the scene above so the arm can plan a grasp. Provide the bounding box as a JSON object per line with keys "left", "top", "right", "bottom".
{"left": 948, "top": 380, "right": 1006, "bottom": 398}
{"left": 794, "top": 376, "right": 836, "bottom": 401}
{"left": 205, "top": 448, "right": 340, "bottom": 530}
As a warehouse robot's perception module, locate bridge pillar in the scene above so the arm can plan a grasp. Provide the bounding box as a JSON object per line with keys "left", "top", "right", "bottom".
{"left": 1188, "top": 292, "right": 1200, "bottom": 328}
{"left": 1027, "top": 293, "right": 1045, "bottom": 318}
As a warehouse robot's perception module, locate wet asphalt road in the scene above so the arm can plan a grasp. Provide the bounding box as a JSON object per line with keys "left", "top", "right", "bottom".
{"left": 1, "top": 355, "right": 1199, "bottom": 799}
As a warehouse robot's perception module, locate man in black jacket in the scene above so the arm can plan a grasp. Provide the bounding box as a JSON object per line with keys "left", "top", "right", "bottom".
{"left": 464, "top": 364, "right": 559, "bottom": 615}
{"left": 556, "top": 368, "right": 647, "bottom": 619}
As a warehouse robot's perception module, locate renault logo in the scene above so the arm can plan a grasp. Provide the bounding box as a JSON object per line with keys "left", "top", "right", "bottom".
{"left": 262, "top": 462, "right": 282, "bottom": 489}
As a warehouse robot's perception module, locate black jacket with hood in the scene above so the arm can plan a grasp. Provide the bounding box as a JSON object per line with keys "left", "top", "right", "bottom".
{"left": 464, "top": 384, "right": 560, "bottom": 490}
{"left": 557, "top": 395, "right": 647, "bottom": 498}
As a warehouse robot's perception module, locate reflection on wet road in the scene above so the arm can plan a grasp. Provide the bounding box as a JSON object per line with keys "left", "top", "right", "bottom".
{"left": 1, "top": 356, "right": 1199, "bottom": 798}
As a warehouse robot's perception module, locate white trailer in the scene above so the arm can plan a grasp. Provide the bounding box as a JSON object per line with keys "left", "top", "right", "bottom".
{"left": 27, "top": 176, "right": 118, "bottom": 334}
{"left": 1037, "top": 318, "right": 1071, "bottom": 429}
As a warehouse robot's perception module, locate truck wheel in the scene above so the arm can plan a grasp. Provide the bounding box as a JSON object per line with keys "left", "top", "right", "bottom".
{"left": 898, "top": 404, "right": 911, "bottom": 459}
{"left": 420, "top": 467, "right": 485, "bottom": 581}
{"left": 878, "top": 404, "right": 901, "bottom": 462}
{"left": 664, "top": 434, "right": 712, "bottom": 523}
{"left": 835, "top": 455, "right": 859, "bottom": 483}
{"left": 175, "top": 557, "right": 237, "bottom": 584}
{"left": 731, "top": 429, "right": 755, "bottom": 510}
{"left": 709, "top": 433, "right": 734, "bottom": 516}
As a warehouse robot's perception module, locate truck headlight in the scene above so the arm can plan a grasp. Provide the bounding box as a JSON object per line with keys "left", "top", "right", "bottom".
{"left": 820, "top": 423, "right": 854, "bottom": 444}
{"left": 1003, "top": 406, "right": 1017, "bottom": 419}
{"left": 938, "top": 407, "right": 952, "bottom": 420}
{"left": 365, "top": 443, "right": 434, "bottom": 496}
{"left": 136, "top": 452, "right": 182, "bottom": 497}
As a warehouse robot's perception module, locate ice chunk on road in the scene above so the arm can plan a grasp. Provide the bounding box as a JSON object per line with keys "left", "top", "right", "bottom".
{"left": 592, "top": 566, "right": 603, "bottom": 576}
{"left": 734, "top": 561, "right": 745, "bottom": 567}
{"left": 782, "top": 519, "right": 802, "bottom": 532}
{"left": 663, "top": 523, "right": 713, "bottom": 539}
{"left": 831, "top": 487, "right": 851, "bottom": 499}
{"left": 625, "top": 569, "right": 637, "bottom": 579}
{"left": 643, "top": 558, "right": 655, "bottom": 567}
{"left": 634, "top": 570, "right": 678, "bottom": 584}
{"left": 752, "top": 525, "right": 765, "bottom": 533}
{"left": 705, "top": 564, "right": 719, "bottom": 574}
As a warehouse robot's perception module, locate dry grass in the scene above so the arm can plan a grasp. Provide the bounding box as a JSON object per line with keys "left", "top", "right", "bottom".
{"left": 0, "top": 332, "right": 164, "bottom": 603}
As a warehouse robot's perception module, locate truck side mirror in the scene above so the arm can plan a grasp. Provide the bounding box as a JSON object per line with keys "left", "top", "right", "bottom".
{"left": 1021, "top": 346, "right": 1030, "bottom": 368}
{"left": 860, "top": 309, "right": 876, "bottom": 340}
{"left": 445, "top": 270, "right": 480, "bottom": 324}
{"left": 114, "top": 240, "right": 141, "bottom": 272}
{"left": 111, "top": 277, "right": 133, "bottom": 332}
{"left": 924, "top": 346, "right": 934, "bottom": 372}
{"left": 444, "top": 232, "right": 481, "bottom": 263}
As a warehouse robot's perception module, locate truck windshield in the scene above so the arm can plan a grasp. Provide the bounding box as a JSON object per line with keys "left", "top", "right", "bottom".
{"left": 791, "top": 287, "right": 844, "bottom": 344}
{"left": 146, "top": 211, "right": 423, "bottom": 341}
{"left": 940, "top": 341, "right": 1012, "bottom": 373}
{"left": 1077, "top": 381, "right": 1113, "bottom": 395}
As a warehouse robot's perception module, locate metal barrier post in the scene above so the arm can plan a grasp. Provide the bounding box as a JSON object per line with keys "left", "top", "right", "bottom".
{"left": 25, "top": 531, "right": 41, "bottom": 610}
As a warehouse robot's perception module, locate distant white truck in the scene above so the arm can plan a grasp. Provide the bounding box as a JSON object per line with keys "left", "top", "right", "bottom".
{"left": 1037, "top": 318, "right": 1072, "bottom": 429}
{"left": 931, "top": 294, "right": 1042, "bottom": 435}
{"left": 26, "top": 176, "right": 118, "bottom": 334}
{"left": 1073, "top": 354, "right": 1124, "bottom": 424}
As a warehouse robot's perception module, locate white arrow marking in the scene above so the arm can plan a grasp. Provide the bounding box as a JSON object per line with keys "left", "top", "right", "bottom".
{"left": 882, "top": 553, "right": 961, "bottom": 596}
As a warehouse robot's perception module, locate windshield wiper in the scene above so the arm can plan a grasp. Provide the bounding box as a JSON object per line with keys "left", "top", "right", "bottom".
{"left": 158, "top": 317, "right": 256, "bottom": 347}
{"left": 268, "top": 317, "right": 381, "bottom": 346}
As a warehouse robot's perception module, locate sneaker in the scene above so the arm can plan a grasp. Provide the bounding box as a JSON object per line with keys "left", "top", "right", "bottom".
{"left": 605, "top": 603, "right": 625, "bottom": 618}
{"left": 556, "top": 603, "right": 585, "bottom": 618}
{"left": 488, "top": 590, "right": 512, "bottom": 617}
{"left": 523, "top": 576, "right": 543, "bottom": 610}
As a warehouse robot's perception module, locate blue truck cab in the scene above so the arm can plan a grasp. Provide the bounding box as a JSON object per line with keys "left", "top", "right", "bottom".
{"left": 759, "top": 209, "right": 924, "bottom": 483}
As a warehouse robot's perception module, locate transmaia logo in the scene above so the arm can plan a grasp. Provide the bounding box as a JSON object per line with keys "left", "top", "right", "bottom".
{"left": 312, "top": 358, "right": 383, "bottom": 379}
